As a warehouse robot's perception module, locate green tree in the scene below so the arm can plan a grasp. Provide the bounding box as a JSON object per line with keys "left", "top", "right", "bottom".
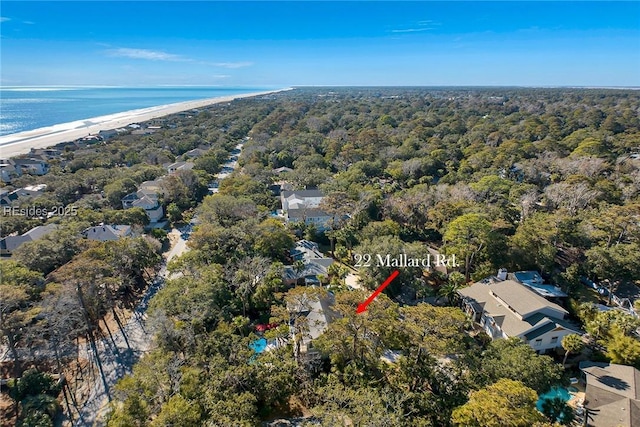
{"left": 477, "top": 338, "right": 563, "bottom": 394}
{"left": 443, "top": 213, "right": 495, "bottom": 282}
{"left": 151, "top": 395, "right": 202, "bottom": 427}
{"left": 451, "top": 379, "right": 544, "bottom": 427}
{"left": 561, "top": 334, "right": 584, "bottom": 365}
{"left": 541, "top": 396, "right": 574, "bottom": 425}
{"left": 253, "top": 218, "right": 295, "bottom": 261}
{"left": 606, "top": 332, "right": 640, "bottom": 367}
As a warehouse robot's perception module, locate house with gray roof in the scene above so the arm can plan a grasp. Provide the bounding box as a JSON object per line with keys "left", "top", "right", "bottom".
{"left": 0, "top": 224, "right": 58, "bottom": 256}
{"left": 166, "top": 161, "right": 195, "bottom": 174}
{"left": 81, "top": 225, "right": 132, "bottom": 242}
{"left": 284, "top": 240, "right": 334, "bottom": 285}
{"left": 580, "top": 361, "right": 640, "bottom": 427}
{"left": 121, "top": 189, "right": 164, "bottom": 223}
{"left": 280, "top": 189, "right": 332, "bottom": 231}
{"left": 458, "top": 276, "right": 581, "bottom": 353}
{"left": 287, "top": 291, "right": 338, "bottom": 361}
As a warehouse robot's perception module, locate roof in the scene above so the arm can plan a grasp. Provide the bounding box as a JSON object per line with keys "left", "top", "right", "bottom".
{"left": 488, "top": 279, "right": 568, "bottom": 319}
{"left": 23, "top": 224, "right": 58, "bottom": 240}
{"left": 0, "top": 235, "right": 32, "bottom": 252}
{"left": 289, "top": 292, "right": 338, "bottom": 345}
{"left": 513, "top": 270, "right": 568, "bottom": 298}
{"left": 458, "top": 279, "right": 569, "bottom": 338}
{"left": 1, "top": 224, "right": 58, "bottom": 252}
{"left": 581, "top": 362, "right": 640, "bottom": 427}
{"left": 82, "top": 225, "right": 131, "bottom": 241}
{"left": 12, "top": 158, "right": 46, "bottom": 165}
{"left": 281, "top": 189, "right": 324, "bottom": 199}
{"left": 287, "top": 208, "right": 330, "bottom": 219}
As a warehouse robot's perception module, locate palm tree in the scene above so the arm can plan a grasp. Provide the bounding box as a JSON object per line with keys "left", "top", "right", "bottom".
{"left": 562, "top": 334, "right": 584, "bottom": 365}
{"left": 437, "top": 271, "right": 466, "bottom": 305}
{"left": 293, "top": 260, "right": 306, "bottom": 284}
{"left": 541, "top": 396, "right": 575, "bottom": 425}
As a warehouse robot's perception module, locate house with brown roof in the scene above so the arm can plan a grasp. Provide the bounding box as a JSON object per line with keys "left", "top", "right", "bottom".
{"left": 580, "top": 361, "right": 640, "bottom": 427}
{"left": 458, "top": 276, "right": 581, "bottom": 353}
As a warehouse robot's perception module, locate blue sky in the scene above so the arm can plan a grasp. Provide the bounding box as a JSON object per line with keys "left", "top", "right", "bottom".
{"left": 1, "top": 1, "right": 638, "bottom": 87}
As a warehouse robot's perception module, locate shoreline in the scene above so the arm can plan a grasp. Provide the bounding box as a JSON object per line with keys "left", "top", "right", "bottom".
{"left": 0, "top": 88, "right": 292, "bottom": 158}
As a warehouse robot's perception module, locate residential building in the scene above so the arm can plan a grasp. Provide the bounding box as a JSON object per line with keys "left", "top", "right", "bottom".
{"left": 0, "top": 189, "right": 19, "bottom": 206}
{"left": 139, "top": 180, "right": 165, "bottom": 194}
{"left": 273, "top": 166, "right": 294, "bottom": 174}
{"left": 7, "top": 158, "right": 50, "bottom": 176}
{"left": 14, "top": 184, "right": 48, "bottom": 198}
{"left": 580, "top": 361, "right": 640, "bottom": 427}
{"left": 280, "top": 189, "right": 332, "bottom": 231}
{"left": 185, "top": 148, "right": 208, "bottom": 158}
{"left": 513, "top": 270, "right": 568, "bottom": 299}
{"left": 0, "top": 163, "right": 22, "bottom": 183}
{"left": 166, "top": 161, "right": 195, "bottom": 174}
{"left": 29, "top": 148, "right": 61, "bottom": 160}
{"left": 284, "top": 240, "right": 334, "bottom": 285}
{"left": 288, "top": 291, "right": 337, "bottom": 362}
{"left": 121, "top": 189, "right": 164, "bottom": 223}
{"left": 458, "top": 276, "right": 581, "bottom": 353}
{"left": 0, "top": 224, "right": 58, "bottom": 256}
{"left": 81, "top": 225, "right": 132, "bottom": 242}
{"left": 98, "top": 129, "right": 118, "bottom": 140}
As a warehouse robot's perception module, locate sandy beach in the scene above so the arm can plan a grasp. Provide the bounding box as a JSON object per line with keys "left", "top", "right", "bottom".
{"left": 0, "top": 88, "right": 291, "bottom": 159}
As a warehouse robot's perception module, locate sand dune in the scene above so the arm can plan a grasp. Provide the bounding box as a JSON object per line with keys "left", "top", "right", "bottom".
{"left": 0, "top": 88, "right": 291, "bottom": 158}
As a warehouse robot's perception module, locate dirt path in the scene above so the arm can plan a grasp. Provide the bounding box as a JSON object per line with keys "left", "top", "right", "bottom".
{"left": 74, "top": 229, "right": 189, "bottom": 426}
{"left": 73, "top": 143, "right": 243, "bottom": 426}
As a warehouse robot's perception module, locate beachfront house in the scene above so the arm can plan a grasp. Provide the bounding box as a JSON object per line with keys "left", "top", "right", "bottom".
{"left": 458, "top": 275, "right": 581, "bottom": 354}
{"left": 0, "top": 224, "right": 58, "bottom": 256}
{"left": 280, "top": 189, "right": 332, "bottom": 231}
{"left": 98, "top": 129, "right": 118, "bottom": 140}
{"left": 0, "top": 163, "right": 22, "bottom": 183}
{"left": 11, "top": 158, "right": 50, "bottom": 176}
{"left": 81, "top": 224, "right": 132, "bottom": 242}
{"left": 29, "top": 148, "right": 62, "bottom": 160}
{"left": 580, "top": 361, "right": 640, "bottom": 427}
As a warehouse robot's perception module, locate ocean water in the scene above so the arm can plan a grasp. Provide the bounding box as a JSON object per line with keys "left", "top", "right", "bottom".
{"left": 0, "top": 86, "right": 270, "bottom": 136}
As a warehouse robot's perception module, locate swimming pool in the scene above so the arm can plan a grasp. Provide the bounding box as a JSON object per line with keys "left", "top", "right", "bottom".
{"left": 536, "top": 386, "right": 577, "bottom": 411}
{"left": 250, "top": 338, "right": 267, "bottom": 354}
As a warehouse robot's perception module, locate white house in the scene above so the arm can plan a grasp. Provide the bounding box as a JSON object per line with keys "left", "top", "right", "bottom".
{"left": 14, "top": 158, "right": 50, "bottom": 175}
{"left": 280, "top": 189, "right": 332, "bottom": 231}
{"left": 458, "top": 277, "right": 581, "bottom": 354}
{"left": 121, "top": 189, "right": 164, "bottom": 223}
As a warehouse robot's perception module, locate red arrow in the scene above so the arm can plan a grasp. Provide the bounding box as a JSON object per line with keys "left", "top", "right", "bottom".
{"left": 356, "top": 270, "right": 400, "bottom": 314}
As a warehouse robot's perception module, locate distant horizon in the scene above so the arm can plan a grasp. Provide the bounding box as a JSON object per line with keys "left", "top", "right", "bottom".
{"left": 2, "top": 84, "right": 639, "bottom": 90}
{"left": 1, "top": 1, "right": 638, "bottom": 87}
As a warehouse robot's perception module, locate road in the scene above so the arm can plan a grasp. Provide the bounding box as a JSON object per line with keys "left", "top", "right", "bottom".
{"left": 75, "top": 230, "right": 189, "bottom": 426}
{"left": 74, "top": 143, "right": 243, "bottom": 426}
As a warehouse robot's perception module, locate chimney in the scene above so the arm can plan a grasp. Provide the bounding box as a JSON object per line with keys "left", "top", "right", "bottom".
{"left": 497, "top": 268, "right": 507, "bottom": 281}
